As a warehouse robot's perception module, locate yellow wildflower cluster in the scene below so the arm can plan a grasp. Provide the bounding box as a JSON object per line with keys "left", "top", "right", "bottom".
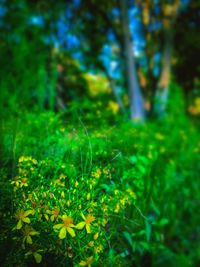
{"left": 10, "top": 156, "right": 136, "bottom": 266}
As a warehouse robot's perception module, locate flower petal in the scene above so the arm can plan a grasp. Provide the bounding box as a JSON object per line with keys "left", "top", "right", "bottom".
{"left": 33, "top": 252, "right": 42, "bottom": 263}
{"left": 86, "top": 224, "right": 91, "bottom": 234}
{"left": 22, "top": 217, "right": 30, "bottom": 224}
{"left": 59, "top": 227, "right": 66, "bottom": 239}
{"left": 53, "top": 224, "right": 63, "bottom": 230}
{"left": 44, "top": 214, "right": 49, "bottom": 221}
{"left": 79, "top": 260, "right": 87, "bottom": 266}
{"left": 24, "top": 210, "right": 33, "bottom": 217}
{"left": 81, "top": 213, "right": 86, "bottom": 220}
{"left": 62, "top": 215, "right": 68, "bottom": 220}
{"left": 75, "top": 222, "right": 85, "bottom": 230}
{"left": 17, "top": 220, "right": 22, "bottom": 229}
{"left": 94, "top": 232, "right": 99, "bottom": 240}
{"left": 67, "top": 227, "right": 76, "bottom": 237}
{"left": 27, "top": 236, "right": 32, "bottom": 244}
{"left": 30, "top": 231, "right": 39, "bottom": 236}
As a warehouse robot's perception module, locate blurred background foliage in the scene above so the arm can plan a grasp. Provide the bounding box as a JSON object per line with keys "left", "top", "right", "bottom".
{"left": 0, "top": 0, "right": 200, "bottom": 266}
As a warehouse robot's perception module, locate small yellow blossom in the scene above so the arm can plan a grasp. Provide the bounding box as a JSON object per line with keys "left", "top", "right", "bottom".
{"left": 114, "top": 203, "right": 120, "bottom": 213}
{"left": 75, "top": 181, "right": 79, "bottom": 188}
{"left": 15, "top": 209, "right": 32, "bottom": 229}
{"left": 94, "top": 232, "right": 99, "bottom": 240}
{"left": 20, "top": 178, "right": 28, "bottom": 187}
{"left": 22, "top": 225, "right": 39, "bottom": 244}
{"left": 32, "top": 158, "right": 37, "bottom": 165}
{"left": 53, "top": 215, "right": 75, "bottom": 239}
{"left": 47, "top": 208, "right": 60, "bottom": 222}
{"left": 11, "top": 177, "right": 20, "bottom": 187}
{"left": 89, "top": 241, "right": 94, "bottom": 247}
{"left": 108, "top": 100, "right": 119, "bottom": 114}
{"left": 75, "top": 213, "right": 95, "bottom": 233}
{"left": 87, "top": 193, "right": 90, "bottom": 200}
{"left": 18, "top": 156, "right": 25, "bottom": 162}
{"left": 26, "top": 248, "right": 43, "bottom": 263}
{"left": 155, "top": 133, "right": 164, "bottom": 140}
{"left": 94, "top": 244, "right": 104, "bottom": 253}
{"left": 79, "top": 256, "right": 93, "bottom": 267}
{"left": 102, "top": 218, "right": 108, "bottom": 227}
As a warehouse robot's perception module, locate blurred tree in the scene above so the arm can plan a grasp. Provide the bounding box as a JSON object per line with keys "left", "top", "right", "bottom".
{"left": 174, "top": 0, "right": 200, "bottom": 107}
{"left": 75, "top": 0, "right": 146, "bottom": 120}
{"left": 120, "top": 0, "right": 145, "bottom": 120}
{"left": 136, "top": 0, "right": 182, "bottom": 118}
{"left": 154, "top": 0, "right": 180, "bottom": 117}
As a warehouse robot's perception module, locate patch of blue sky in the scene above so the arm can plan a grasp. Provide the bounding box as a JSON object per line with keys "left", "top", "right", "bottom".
{"left": 66, "top": 9, "right": 73, "bottom": 19}
{"left": 138, "top": 57, "right": 148, "bottom": 67}
{"left": 108, "top": 30, "right": 115, "bottom": 42}
{"left": 57, "top": 19, "right": 69, "bottom": 37}
{"left": 129, "top": 6, "right": 139, "bottom": 17}
{"left": 154, "top": 4, "right": 160, "bottom": 16}
{"left": 74, "top": 0, "right": 81, "bottom": 7}
{"left": 102, "top": 44, "right": 112, "bottom": 55}
{"left": 153, "top": 65, "right": 160, "bottom": 77}
{"left": 109, "top": 61, "right": 120, "bottom": 79}
{"left": 112, "top": 7, "right": 119, "bottom": 18}
{"left": 0, "top": 4, "right": 7, "bottom": 17}
{"left": 181, "top": 0, "right": 190, "bottom": 7}
{"left": 28, "top": 15, "right": 44, "bottom": 26}
{"left": 66, "top": 33, "right": 80, "bottom": 49}
{"left": 154, "top": 52, "right": 161, "bottom": 62}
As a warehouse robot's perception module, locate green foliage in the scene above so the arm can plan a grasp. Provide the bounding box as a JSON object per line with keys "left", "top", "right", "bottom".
{"left": 1, "top": 109, "right": 200, "bottom": 266}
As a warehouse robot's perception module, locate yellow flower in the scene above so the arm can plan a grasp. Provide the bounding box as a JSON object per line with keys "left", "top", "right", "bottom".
{"left": 94, "top": 232, "right": 99, "bottom": 240}
{"left": 11, "top": 176, "right": 20, "bottom": 187}
{"left": 47, "top": 208, "right": 60, "bottom": 222}
{"left": 53, "top": 215, "right": 75, "bottom": 239}
{"left": 94, "top": 244, "right": 103, "bottom": 253}
{"left": 89, "top": 241, "right": 94, "bottom": 247}
{"left": 76, "top": 213, "right": 95, "bottom": 233}
{"left": 22, "top": 225, "right": 39, "bottom": 244}
{"left": 18, "top": 156, "right": 25, "bottom": 162}
{"left": 102, "top": 218, "right": 108, "bottom": 227}
{"left": 87, "top": 193, "right": 90, "bottom": 200}
{"left": 15, "top": 209, "right": 32, "bottom": 229}
{"left": 114, "top": 203, "right": 120, "bottom": 213}
{"left": 108, "top": 100, "right": 119, "bottom": 114}
{"left": 32, "top": 159, "right": 37, "bottom": 165}
{"left": 20, "top": 178, "right": 28, "bottom": 187}
{"left": 155, "top": 133, "right": 164, "bottom": 140}
{"left": 26, "top": 248, "right": 43, "bottom": 263}
{"left": 79, "top": 256, "right": 93, "bottom": 267}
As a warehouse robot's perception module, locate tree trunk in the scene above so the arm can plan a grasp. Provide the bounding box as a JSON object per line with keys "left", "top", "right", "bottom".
{"left": 154, "top": 28, "right": 173, "bottom": 118}
{"left": 120, "top": 0, "right": 145, "bottom": 121}
{"left": 154, "top": 0, "right": 180, "bottom": 118}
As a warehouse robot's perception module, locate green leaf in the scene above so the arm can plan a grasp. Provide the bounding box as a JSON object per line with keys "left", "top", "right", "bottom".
{"left": 145, "top": 220, "right": 151, "bottom": 242}
{"left": 123, "top": 231, "right": 133, "bottom": 249}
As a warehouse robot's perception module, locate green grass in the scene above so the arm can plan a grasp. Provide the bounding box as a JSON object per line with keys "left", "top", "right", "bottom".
{"left": 0, "top": 110, "right": 200, "bottom": 266}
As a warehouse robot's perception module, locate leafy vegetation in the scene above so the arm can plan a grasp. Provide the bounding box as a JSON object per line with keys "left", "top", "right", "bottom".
{"left": 0, "top": 0, "right": 200, "bottom": 266}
